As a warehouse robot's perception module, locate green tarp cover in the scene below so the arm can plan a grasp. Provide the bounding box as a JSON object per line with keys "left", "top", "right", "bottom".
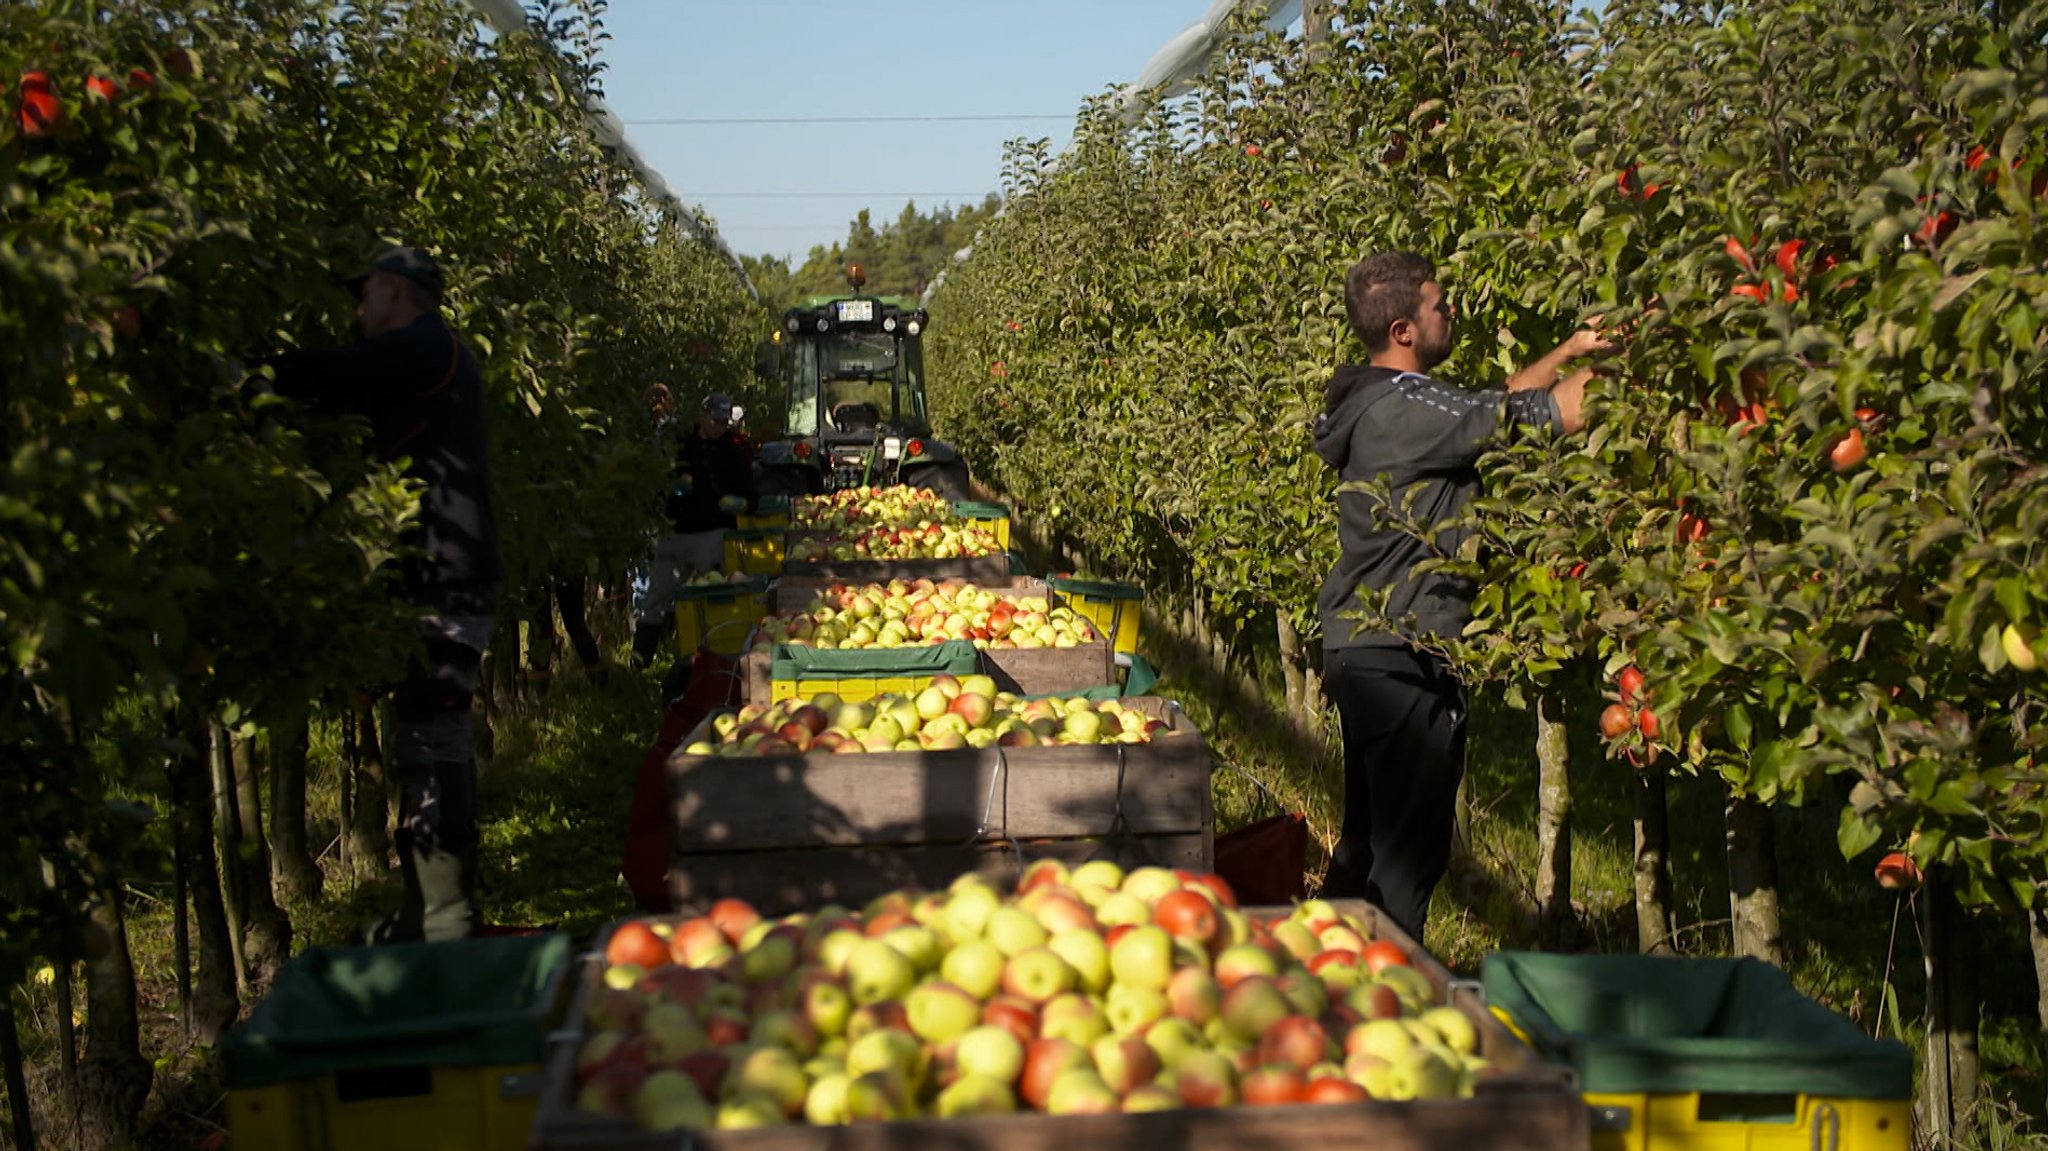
{"left": 1482, "top": 952, "right": 1911, "bottom": 1100}
{"left": 1046, "top": 575, "right": 1143, "bottom": 601}
{"left": 771, "top": 638, "right": 981, "bottom": 682}
{"left": 221, "top": 932, "right": 570, "bottom": 1089}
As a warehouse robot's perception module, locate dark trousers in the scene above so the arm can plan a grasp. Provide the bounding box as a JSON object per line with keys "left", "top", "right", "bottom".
{"left": 388, "top": 600, "right": 494, "bottom": 943}
{"left": 1318, "top": 646, "right": 1468, "bottom": 947}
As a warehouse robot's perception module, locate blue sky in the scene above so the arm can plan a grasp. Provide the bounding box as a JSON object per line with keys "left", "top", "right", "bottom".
{"left": 593, "top": 1, "right": 1211, "bottom": 263}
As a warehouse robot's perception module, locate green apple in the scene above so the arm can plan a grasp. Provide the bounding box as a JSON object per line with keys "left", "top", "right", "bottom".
{"left": 742, "top": 933, "right": 798, "bottom": 985}
{"left": 803, "top": 1071, "right": 852, "bottom": 1125}
{"left": 906, "top": 981, "right": 982, "bottom": 1044}
{"left": 985, "top": 906, "right": 1050, "bottom": 957}
{"left": 846, "top": 1028, "right": 926, "bottom": 1090}
{"left": 1071, "top": 860, "right": 1127, "bottom": 892}
{"left": 936, "top": 1073, "right": 1018, "bottom": 1117}
{"left": 1047, "top": 929, "right": 1112, "bottom": 994}
{"left": 865, "top": 714, "right": 905, "bottom": 747}
{"left": 1040, "top": 991, "right": 1110, "bottom": 1046}
{"left": 845, "top": 939, "right": 917, "bottom": 1005}
{"left": 940, "top": 939, "right": 1007, "bottom": 1001}
{"left": 1091, "top": 1034, "right": 1163, "bottom": 1096}
{"left": 1166, "top": 965, "right": 1220, "bottom": 1025}
{"left": 1220, "top": 976, "right": 1292, "bottom": 1043}
{"left": 1046, "top": 1068, "right": 1120, "bottom": 1114}
{"left": 1419, "top": 1005, "right": 1478, "bottom": 1055}
{"left": 1390, "top": 1044, "right": 1461, "bottom": 1100}
{"left": 1108, "top": 925, "right": 1175, "bottom": 991}
{"left": 731, "top": 1046, "right": 809, "bottom": 1116}
{"left": 1347, "top": 1018, "right": 1416, "bottom": 1063}
{"left": 1121, "top": 866, "right": 1183, "bottom": 904}
{"left": 634, "top": 1069, "right": 711, "bottom": 1131}
{"left": 1105, "top": 983, "right": 1168, "bottom": 1036}
{"left": 1142, "top": 1017, "right": 1206, "bottom": 1070}
{"left": 1376, "top": 964, "right": 1436, "bottom": 1011}
{"left": 714, "top": 1091, "right": 787, "bottom": 1129}
{"left": 643, "top": 1002, "right": 707, "bottom": 1064}
{"left": 804, "top": 981, "right": 852, "bottom": 1039}
{"left": 958, "top": 674, "right": 999, "bottom": 699}
{"left": 1122, "top": 1083, "right": 1181, "bottom": 1112}
{"left": 2005, "top": 623, "right": 2042, "bottom": 672}
{"left": 882, "top": 924, "right": 944, "bottom": 973}
{"left": 1096, "top": 891, "right": 1153, "bottom": 927}
{"left": 817, "top": 928, "right": 866, "bottom": 977}
{"left": 749, "top": 1008, "right": 818, "bottom": 1056}
{"left": 956, "top": 1024, "right": 1027, "bottom": 1084}
{"left": 1270, "top": 920, "right": 1321, "bottom": 961}
{"left": 915, "top": 685, "right": 952, "bottom": 721}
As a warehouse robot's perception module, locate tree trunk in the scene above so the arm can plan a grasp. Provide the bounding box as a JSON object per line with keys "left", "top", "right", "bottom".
{"left": 211, "top": 725, "right": 250, "bottom": 995}
{"left": 344, "top": 695, "right": 390, "bottom": 882}
{"left": 1920, "top": 873, "right": 1981, "bottom": 1144}
{"left": 231, "top": 730, "right": 291, "bottom": 990}
{"left": 1533, "top": 693, "right": 1574, "bottom": 943}
{"left": 1724, "top": 792, "right": 1787, "bottom": 965}
{"left": 2031, "top": 905, "right": 2048, "bottom": 1118}
{"left": 2, "top": 991, "right": 35, "bottom": 1151}
{"left": 54, "top": 961, "right": 76, "bottom": 1122}
{"left": 75, "top": 898, "right": 152, "bottom": 1151}
{"left": 269, "top": 704, "right": 322, "bottom": 904}
{"left": 173, "top": 717, "right": 238, "bottom": 1041}
{"left": 1633, "top": 759, "right": 1675, "bottom": 954}
{"left": 172, "top": 837, "right": 190, "bottom": 1035}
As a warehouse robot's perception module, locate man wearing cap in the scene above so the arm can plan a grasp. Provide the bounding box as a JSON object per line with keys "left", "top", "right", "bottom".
{"left": 631, "top": 392, "right": 756, "bottom": 666}
{"left": 268, "top": 245, "right": 499, "bottom": 943}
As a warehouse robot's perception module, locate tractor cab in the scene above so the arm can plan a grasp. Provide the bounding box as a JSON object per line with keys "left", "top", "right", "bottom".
{"left": 753, "top": 265, "right": 970, "bottom": 498}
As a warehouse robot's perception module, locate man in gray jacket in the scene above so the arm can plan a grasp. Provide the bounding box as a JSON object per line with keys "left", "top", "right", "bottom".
{"left": 1314, "top": 250, "right": 1610, "bottom": 945}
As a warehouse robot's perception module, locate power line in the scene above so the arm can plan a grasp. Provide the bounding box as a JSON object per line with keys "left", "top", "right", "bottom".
{"left": 620, "top": 113, "right": 1071, "bottom": 126}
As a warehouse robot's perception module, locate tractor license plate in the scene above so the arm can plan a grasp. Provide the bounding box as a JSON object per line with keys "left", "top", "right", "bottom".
{"left": 835, "top": 300, "right": 875, "bottom": 323}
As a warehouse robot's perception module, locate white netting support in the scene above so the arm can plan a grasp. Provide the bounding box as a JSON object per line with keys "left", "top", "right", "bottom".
{"left": 462, "top": 0, "right": 758, "bottom": 300}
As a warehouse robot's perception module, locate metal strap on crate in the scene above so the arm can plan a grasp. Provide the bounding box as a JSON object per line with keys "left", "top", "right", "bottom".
{"left": 1810, "top": 1101, "right": 1840, "bottom": 1151}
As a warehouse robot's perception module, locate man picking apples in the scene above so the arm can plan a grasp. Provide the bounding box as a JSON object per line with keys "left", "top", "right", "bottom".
{"left": 267, "top": 246, "right": 498, "bottom": 943}
{"left": 632, "top": 391, "right": 757, "bottom": 666}
{"left": 1313, "top": 250, "right": 1613, "bottom": 945}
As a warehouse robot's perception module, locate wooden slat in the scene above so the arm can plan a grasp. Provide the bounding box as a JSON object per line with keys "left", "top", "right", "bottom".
{"left": 668, "top": 699, "right": 1209, "bottom": 851}
{"left": 668, "top": 834, "right": 1212, "bottom": 917}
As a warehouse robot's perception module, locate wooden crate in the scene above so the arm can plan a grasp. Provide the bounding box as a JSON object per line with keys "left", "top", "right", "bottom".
{"left": 665, "top": 698, "right": 1211, "bottom": 914}
{"left": 529, "top": 902, "right": 1587, "bottom": 1151}
{"left": 739, "top": 579, "right": 1114, "bottom": 703}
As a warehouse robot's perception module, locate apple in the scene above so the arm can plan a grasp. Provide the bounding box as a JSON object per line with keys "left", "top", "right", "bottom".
{"left": 1095, "top": 891, "right": 1154, "bottom": 927}
{"left": 730, "top": 1046, "right": 809, "bottom": 1116}
{"left": 941, "top": 882, "right": 1002, "bottom": 943}
{"left": 1316, "top": 924, "right": 1368, "bottom": 954}
{"left": 1165, "top": 965, "right": 1221, "bottom": 1025}
{"left": 1258, "top": 1015, "right": 1332, "bottom": 1071}
{"left": 882, "top": 924, "right": 944, "bottom": 973}
{"left": 641, "top": 1002, "right": 707, "bottom": 1065}
{"left": 847, "top": 1000, "right": 912, "bottom": 1042}
{"left": 1123, "top": 1083, "right": 1181, "bottom": 1112}
{"left": 1046, "top": 1068, "right": 1121, "bottom": 1114}
{"left": 578, "top": 1059, "right": 648, "bottom": 1118}
{"left": 985, "top": 905, "right": 1050, "bottom": 957}
{"left": 981, "top": 997, "right": 1040, "bottom": 1046}
{"left": 1346, "top": 1018, "right": 1416, "bottom": 1063}
{"left": 845, "top": 1027, "right": 926, "bottom": 1091}
{"left": 845, "top": 939, "right": 917, "bottom": 1005}
{"left": 632, "top": 1069, "right": 709, "bottom": 1130}
{"left": 1349, "top": 981, "right": 1404, "bottom": 1021}
{"left": 1221, "top": 976, "right": 1293, "bottom": 1043}
{"left": 1091, "top": 1033, "right": 1162, "bottom": 1096}
{"left": 803, "top": 1071, "right": 852, "bottom": 1125}
{"left": 1040, "top": 991, "right": 1111, "bottom": 1046}
{"left": 1142, "top": 1017, "right": 1206, "bottom": 1070}
{"left": 955, "top": 1025, "right": 1026, "bottom": 1085}
{"left": 1032, "top": 895, "right": 1100, "bottom": 935}
{"left": 1018, "top": 859, "right": 1072, "bottom": 894}
{"left": 606, "top": 921, "right": 670, "bottom": 969}
{"left": 1108, "top": 925, "right": 1175, "bottom": 991}
{"left": 906, "top": 980, "right": 982, "bottom": 1044}
{"left": 803, "top": 980, "right": 853, "bottom": 1039}
{"left": 940, "top": 939, "right": 1007, "bottom": 1001}
{"left": 1071, "top": 860, "right": 1127, "bottom": 892}
{"left": 1390, "top": 1044, "right": 1462, "bottom": 1100}
{"left": 1419, "top": 1005, "right": 1479, "bottom": 1055}
{"left": 1020, "top": 1038, "right": 1092, "bottom": 1109}
{"left": 936, "top": 1073, "right": 1018, "bottom": 1117}
{"left": 1277, "top": 969, "right": 1329, "bottom": 1018}
{"left": 1173, "top": 1049, "right": 1240, "bottom": 1108}
{"left": 1103, "top": 982, "right": 1168, "bottom": 1037}
{"left": 1241, "top": 1065, "right": 1308, "bottom": 1106}
{"left": 1047, "top": 929, "right": 1112, "bottom": 994}
{"left": 1004, "top": 947, "right": 1079, "bottom": 1004}
{"left": 959, "top": 674, "right": 999, "bottom": 698}
{"left": 742, "top": 933, "right": 798, "bottom": 984}
{"left": 816, "top": 928, "right": 866, "bottom": 976}
{"left": 2005, "top": 623, "right": 2042, "bottom": 672}
{"left": 675, "top": 1049, "right": 731, "bottom": 1099}
{"left": 1154, "top": 889, "right": 1220, "bottom": 946}
{"left": 842, "top": 1069, "right": 909, "bottom": 1122}
{"left": 1213, "top": 943, "right": 1281, "bottom": 989}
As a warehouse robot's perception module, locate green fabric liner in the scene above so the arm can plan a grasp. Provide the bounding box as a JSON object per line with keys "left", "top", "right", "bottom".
{"left": 951, "top": 500, "right": 1011, "bottom": 520}
{"left": 753, "top": 493, "right": 791, "bottom": 515}
{"left": 676, "top": 576, "right": 769, "bottom": 603}
{"left": 222, "top": 933, "right": 570, "bottom": 1089}
{"left": 771, "top": 639, "right": 981, "bottom": 681}
{"left": 1046, "top": 574, "right": 1144, "bottom": 600}
{"left": 1007, "top": 551, "right": 1029, "bottom": 576}
{"left": 1482, "top": 952, "right": 1912, "bottom": 1100}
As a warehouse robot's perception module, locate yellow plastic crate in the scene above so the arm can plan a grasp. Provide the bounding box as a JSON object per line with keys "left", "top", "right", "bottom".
{"left": 675, "top": 579, "right": 769, "bottom": 657}
{"left": 226, "top": 1061, "right": 539, "bottom": 1151}
{"left": 721, "top": 528, "right": 785, "bottom": 576}
{"left": 951, "top": 501, "right": 1012, "bottom": 549}
{"left": 769, "top": 673, "right": 937, "bottom": 704}
{"left": 737, "top": 494, "right": 791, "bottom": 532}
{"left": 1585, "top": 1089, "right": 1909, "bottom": 1151}
{"left": 1046, "top": 575, "right": 1144, "bottom": 656}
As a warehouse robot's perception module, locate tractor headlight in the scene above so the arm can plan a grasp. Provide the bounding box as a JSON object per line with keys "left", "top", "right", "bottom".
{"left": 883, "top": 436, "right": 903, "bottom": 461}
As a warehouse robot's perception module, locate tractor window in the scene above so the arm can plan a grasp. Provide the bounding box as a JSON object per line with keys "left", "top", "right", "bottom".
{"left": 822, "top": 332, "right": 903, "bottom": 428}
{"left": 899, "top": 337, "right": 928, "bottom": 427}
{"left": 786, "top": 338, "right": 820, "bottom": 437}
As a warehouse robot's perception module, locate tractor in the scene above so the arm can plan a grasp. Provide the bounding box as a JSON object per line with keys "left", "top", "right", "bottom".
{"left": 752, "top": 265, "right": 971, "bottom": 499}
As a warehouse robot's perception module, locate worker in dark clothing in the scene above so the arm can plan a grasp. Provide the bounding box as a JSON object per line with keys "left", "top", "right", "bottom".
{"left": 1314, "top": 250, "right": 1612, "bottom": 947}
{"left": 631, "top": 392, "right": 756, "bottom": 666}
{"left": 269, "top": 245, "right": 498, "bottom": 943}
